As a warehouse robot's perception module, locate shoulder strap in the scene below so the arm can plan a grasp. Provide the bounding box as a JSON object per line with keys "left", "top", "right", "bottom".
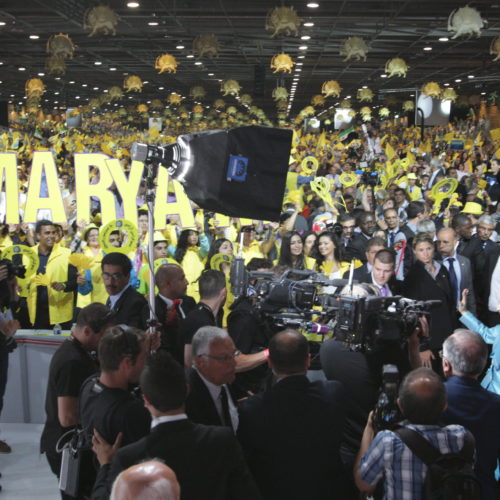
{"left": 394, "top": 427, "right": 441, "bottom": 465}
{"left": 458, "top": 431, "right": 475, "bottom": 462}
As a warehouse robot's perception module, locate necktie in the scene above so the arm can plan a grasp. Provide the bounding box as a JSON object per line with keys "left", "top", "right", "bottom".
{"left": 220, "top": 386, "right": 233, "bottom": 431}
{"left": 380, "top": 285, "right": 387, "bottom": 297}
{"left": 389, "top": 231, "right": 395, "bottom": 247}
{"left": 447, "top": 257, "right": 458, "bottom": 306}
{"left": 165, "top": 299, "right": 182, "bottom": 325}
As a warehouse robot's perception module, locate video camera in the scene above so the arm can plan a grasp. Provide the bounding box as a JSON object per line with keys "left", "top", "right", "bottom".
{"left": 373, "top": 364, "right": 402, "bottom": 432}
{"left": 0, "top": 258, "right": 26, "bottom": 281}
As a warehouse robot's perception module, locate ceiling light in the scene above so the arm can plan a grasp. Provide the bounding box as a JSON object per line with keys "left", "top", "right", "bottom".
{"left": 109, "top": 67, "right": 117, "bottom": 71}
{"left": 299, "top": 45, "right": 308, "bottom": 50}
{"left": 468, "top": 75, "right": 474, "bottom": 79}
{"left": 444, "top": 83, "right": 450, "bottom": 86}
{"left": 94, "top": 61, "right": 102, "bottom": 65}
{"left": 82, "top": 83, "right": 87, "bottom": 87}
{"left": 307, "top": 2, "right": 320, "bottom": 7}
{"left": 295, "top": 68, "right": 302, "bottom": 72}
{"left": 410, "top": 94, "right": 414, "bottom": 97}
{"left": 92, "top": 87, "right": 98, "bottom": 90}
{"left": 423, "top": 46, "right": 432, "bottom": 51}
{"left": 301, "top": 35, "right": 311, "bottom": 40}
{"left": 208, "top": 73, "right": 214, "bottom": 76}
{"left": 455, "top": 78, "right": 461, "bottom": 82}
{"left": 75, "top": 96, "right": 80, "bottom": 99}
{"left": 148, "top": 21, "right": 159, "bottom": 26}
{"left": 29, "top": 35, "right": 39, "bottom": 40}
{"left": 362, "top": 85, "right": 367, "bottom": 89}
{"left": 381, "top": 74, "right": 387, "bottom": 78}
{"left": 38, "top": 72, "right": 45, "bottom": 76}
{"left": 18, "top": 67, "right": 26, "bottom": 71}
{"left": 296, "top": 62, "right": 303, "bottom": 66}
{"left": 195, "top": 61, "right": 202, "bottom": 65}
{"left": 55, "top": 77, "right": 60, "bottom": 80}
{"left": 346, "top": 95, "right": 351, "bottom": 98}
{"left": 69, "top": 80, "right": 75, "bottom": 84}
{"left": 0, "top": 22, "right": 6, "bottom": 26}
{"left": 304, "top": 22, "right": 314, "bottom": 27}
{"left": 143, "top": 80, "right": 148, "bottom": 84}
{"left": 176, "top": 45, "right": 184, "bottom": 49}
{"left": 158, "top": 86, "right": 164, "bottom": 90}
{"left": 298, "top": 55, "right": 305, "bottom": 59}
{"left": 0, "top": 62, "right": 3, "bottom": 65}
{"left": 127, "top": 1, "right": 140, "bottom": 7}
{"left": 481, "top": 92, "right": 486, "bottom": 95}
{"left": 187, "top": 54, "right": 194, "bottom": 58}
{"left": 439, "top": 37, "right": 449, "bottom": 42}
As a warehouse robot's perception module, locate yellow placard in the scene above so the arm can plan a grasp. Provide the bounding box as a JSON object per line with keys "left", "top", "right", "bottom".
{"left": 300, "top": 156, "right": 319, "bottom": 175}
{"left": 0, "top": 153, "right": 19, "bottom": 224}
{"left": 210, "top": 253, "right": 233, "bottom": 271}
{"left": 99, "top": 219, "right": 139, "bottom": 255}
{"left": 1, "top": 244, "right": 39, "bottom": 278}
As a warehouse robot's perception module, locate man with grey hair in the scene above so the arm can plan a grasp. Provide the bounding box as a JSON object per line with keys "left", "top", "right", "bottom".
{"left": 416, "top": 219, "right": 436, "bottom": 239}
{"left": 473, "top": 214, "right": 497, "bottom": 254}
{"left": 110, "top": 460, "right": 180, "bottom": 500}
{"left": 186, "top": 326, "right": 239, "bottom": 430}
{"left": 441, "top": 329, "right": 500, "bottom": 500}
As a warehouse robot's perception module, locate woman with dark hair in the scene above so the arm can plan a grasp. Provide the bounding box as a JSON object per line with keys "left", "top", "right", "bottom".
{"left": 204, "top": 238, "right": 233, "bottom": 270}
{"left": 169, "top": 228, "right": 209, "bottom": 300}
{"left": 315, "top": 231, "right": 353, "bottom": 279}
{"left": 403, "top": 233, "right": 454, "bottom": 372}
{"left": 278, "top": 231, "right": 315, "bottom": 270}
{"left": 302, "top": 231, "right": 318, "bottom": 259}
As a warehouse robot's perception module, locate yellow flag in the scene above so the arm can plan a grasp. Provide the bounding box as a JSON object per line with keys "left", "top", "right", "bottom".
{"left": 443, "top": 132, "right": 455, "bottom": 143}
{"left": 385, "top": 142, "right": 396, "bottom": 160}
{"left": 490, "top": 128, "right": 500, "bottom": 141}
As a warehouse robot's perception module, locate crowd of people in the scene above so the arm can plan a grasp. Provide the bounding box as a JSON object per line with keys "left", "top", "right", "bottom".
{"left": 0, "top": 118, "right": 499, "bottom": 499}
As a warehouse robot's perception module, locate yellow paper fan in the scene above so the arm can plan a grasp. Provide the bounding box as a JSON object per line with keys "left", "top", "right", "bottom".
{"left": 69, "top": 254, "right": 94, "bottom": 271}
{"left": 34, "top": 274, "right": 51, "bottom": 286}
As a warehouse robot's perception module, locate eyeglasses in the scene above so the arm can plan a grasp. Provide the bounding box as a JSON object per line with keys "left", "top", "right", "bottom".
{"left": 102, "top": 272, "right": 124, "bottom": 281}
{"left": 199, "top": 350, "right": 241, "bottom": 363}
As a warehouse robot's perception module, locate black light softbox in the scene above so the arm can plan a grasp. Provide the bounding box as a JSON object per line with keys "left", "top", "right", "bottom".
{"left": 133, "top": 126, "right": 292, "bottom": 221}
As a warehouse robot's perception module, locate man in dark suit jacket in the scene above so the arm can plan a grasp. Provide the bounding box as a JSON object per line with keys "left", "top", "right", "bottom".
{"left": 186, "top": 326, "right": 239, "bottom": 430}
{"left": 451, "top": 213, "right": 485, "bottom": 277}
{"left": 142, "top": 263, "right": 195, "bottom": 364}
{"left": 343, "top": 236, "right": 386, "bottom": 282}
{"left": 437, "top": 228, "right": 476, "bottom": 315}
{"left": 358, "top": 248, "right": 400, "bottom": 296}
{"left": 441, "top": 330, "right": 500, "bottom": 500}
{"left": 102, "top": 252, "right": 147, "bottom": 328}
{"left": 91, "top": 352, "right": 260, "bottom": 500}
{"left": 237, "top": 330, "right": 347, "bottom": 500}
{"left": 346, "top": 212, "right": 377, "bottom": 263}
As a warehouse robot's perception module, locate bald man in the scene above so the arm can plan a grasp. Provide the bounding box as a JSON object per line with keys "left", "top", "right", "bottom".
{"left": 354, "top": 368, "right": 472, "bottom": 500}
{"left": 437, "top": 228, "right": 476, "bottom": 314}
{"left": 441, "top": 330, "right": 500, "bottom": 500}
{"left": 110, "top": 460, "right": 180, "bottom": 500}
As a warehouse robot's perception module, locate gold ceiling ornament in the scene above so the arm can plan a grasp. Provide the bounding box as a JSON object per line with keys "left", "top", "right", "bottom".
{"left": 340, "top": 36, "right": 369, "bottom": 62}
{"left": 448, "top": 6, "right": 485, "bottom": 39}
{"left": 155, "top": 53, "right": 179, "bottom": 74}
{"left": 340, "top": 99, "right": 351, "bottom": 108}
{"left": 137, "top": 104, "right": 148, "bottom": 113}
{"left": 311, "top": 94, "right": 325, "bottom": 107}
{"left": 299, "top": 106, "right": 315, "bottom": 117}
{"left": 168, "top": 92, "right": 182, "bottom": 105}
{"left": 25, "top": 78, "right": 45, "bottom": 99}
{"left": 193, "top": 34, "right": 220, "bottom": 58}
{"left": 265, "top": 6, "right": 302, "bottom": 37}
{"left": 270, "top": 53, "right": 294, "bottom": 73}
{"left": 379, "top": 107, "right": 390, "bottom": 118}
{"left": 83, "top": 5, "right": 119, "bottom": 37}
{"left": 385, "top": 57, "right": 409, "bottom": 78}
{"left": 276, "top": 99, "right": 288, "bottom": 111}
{"left": 108, "top": 86, "right": 123, "bottom": 101}
{"left": 490, "top": 37, "right": 500, "bottom": 62}
{"left": 46, "top": 33, "right": 76, "bottom": 59}
{"left": 220, "top": 79, "right": 241, "bottom": 96}
{"left": 321, "top": 80, "right": 342, "bottom": 98}
{"left": 421, "top": 81, "right": 442, "bottom": 99}
{"left": 45, "top": 55, "right": 66, "bottom": 75}
{"left": 190, "top": 86, "right": 206, "bottom": 99}
{"left": 360, "top": 106, "right": 372, "bottom": 121}
{"left": 89, "top": 97, "right": 101, "bottom": 108}
{"left": 193, "top": 104, "right": 204, "bottom": 114}
{"left": 348, "top": 109, "right": 357, "bottom": 118}
{"left": 123, "top": 75, "right": 143, "bottom": 92}
{"left": 226, "top": 106, "right": 237, "bottom": 115}
{"left": 357, "top": 88, "right": 374, "bottom": 102}
{"left": 402, "top": 100, "right": 415, "bottom": 112}
{"left": 240, "top": 93, "right": 252, "bottom": 106}
{"left": 441, "top": 88, "right": 458, "bottom": 103}
{"left": 213, "top": 98, "right": 225, "bottom": 109}
{"left": 150, "top": 99, "right": 163, "bottom": 109}
{"left": 272, "top": 87, "right": 289, "bottom": 101}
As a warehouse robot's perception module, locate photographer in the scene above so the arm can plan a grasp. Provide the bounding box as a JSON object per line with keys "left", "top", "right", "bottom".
{"left": 0, "top": 262, "right": 21, "bottom": 455}
{"left": 354, "top": 368, "right": 471, "bottom": 500}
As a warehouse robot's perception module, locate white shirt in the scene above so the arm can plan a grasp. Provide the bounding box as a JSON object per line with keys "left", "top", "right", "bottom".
{"left": 151, "top": 413, "right": 188, "bottom": 429}
{"left": 108, "top": 285, "right": 130, "bottom": 310}
{"left": 489, "top": 258, "right": 500, "bottom": 313}
{"left": 196, "top": 369, "right": 239, "bottom": 431}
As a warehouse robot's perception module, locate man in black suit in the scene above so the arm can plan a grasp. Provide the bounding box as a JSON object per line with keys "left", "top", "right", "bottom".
{"left": 346, "top": 212, "right": 377, "bottom": 262}
{"left": 91, "top": 352, "right": 260, "bottom": 500}
{"left": 474, "top": 214, "right": 498, "bottom": 256}
{"left": 186, "top": 326, "right": 239, "bottom": 429}
{"left": 451, "top": 213, "right": 484, "bottom": 277}
{"left": 359, "top": 248, "right": 399, "bottom": 296}
{"left": 143, "top": 263, "right": 195, "bottom": 364}
{"left": 237, "top": 329, "right": 347, "bottom": 500}
{"left": 102, "top": 252, "right": 147, "bottom": 328}
{"left": 343, "top": 236, "right": 386, "bottom": 281}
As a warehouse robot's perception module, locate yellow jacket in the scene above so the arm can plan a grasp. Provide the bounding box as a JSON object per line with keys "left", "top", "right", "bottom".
{"left": 407, "top": 185, "right": 423, "bottom": 201}
{"left": 27, "top": 243, "right": 75, "bottom": 325}
{"left": 77, "top": 247, "right": 107, "bottom": 307}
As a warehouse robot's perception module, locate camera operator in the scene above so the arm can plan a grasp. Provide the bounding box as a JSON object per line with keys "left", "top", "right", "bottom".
{"left": 0, "top": 262, "right": 21, "bottom": 455}
{"left": 227, "top": 258, "right": 278, "bottom": 398}
{"left": 320, "top": 285, "right": 426, "bottom": 498}
{"left": 354, "top": 368, "right": 471, "bottom": 500}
